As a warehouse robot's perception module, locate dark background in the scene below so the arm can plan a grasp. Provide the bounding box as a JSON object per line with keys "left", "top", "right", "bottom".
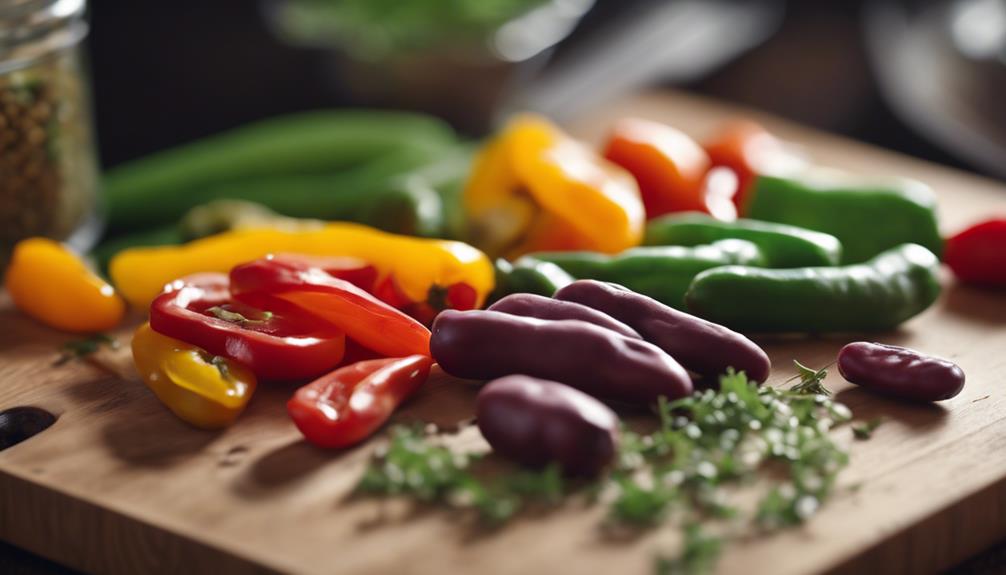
{"left": 86, "top": 0, "right": 974, "bottom": 176}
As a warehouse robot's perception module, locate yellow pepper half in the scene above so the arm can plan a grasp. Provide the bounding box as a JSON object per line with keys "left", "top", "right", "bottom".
{"left": 132, "top": 323, "right": 256, "bottom": 429}
{"left": 109, "top": 223, "right": 494, "bottom": 309}
{"left": 464, "top": 114, "right": 645, "bottom": 258}
{"left": 4, "top": 237, "right": 126, "bottom": 333}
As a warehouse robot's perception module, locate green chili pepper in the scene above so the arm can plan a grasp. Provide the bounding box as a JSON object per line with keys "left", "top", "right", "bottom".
{"left": 684, "top": 243, "right": 941, "bottom": 332}
{"left": 104, "top": 110, "right": 457, "bottom": 232}
{"left": 531, "top": 239, "right": 766, "bottom": 308}
{"left": 644, "top": 212, "right": 842, "bottom": 267}
{"left": 747, "top": 171, "right": 943, "bottom": 263}
{"left": 489, "top": 257, "right": 574, "bottom": 302}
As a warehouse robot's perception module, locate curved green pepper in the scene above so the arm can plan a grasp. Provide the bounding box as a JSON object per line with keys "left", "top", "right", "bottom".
{"left": 489, "top": 257, "right": 574, "bottom": 302}
{"left": 105, "top": 110, "right": 457, "bottom": 232}
{"left": 644, "top": 212, "right": 842, "bottom": 267}
{"left": 685, "top": 243, "right": 941, "bottom": 332}
{"left": 531, "top": 239, "right": 766, "bottom": 308}
{"left": 747, "top": 171, "right": 943, "bottom": 263}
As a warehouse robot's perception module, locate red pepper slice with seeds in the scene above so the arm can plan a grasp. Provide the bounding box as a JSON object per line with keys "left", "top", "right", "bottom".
{"left": 230, "top": 256, "right": 432, "bottom": 358}
{"left": 149, "top": 273, "right": 346, "bottom": 382}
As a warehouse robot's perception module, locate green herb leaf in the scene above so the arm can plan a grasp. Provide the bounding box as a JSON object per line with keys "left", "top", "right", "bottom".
{"left": 55, "top": 333, "right": 119, "bottom": 365}
{"left": 656, "top": 523, "right": 723, "bottom": 575}
{"left": 787, "top": 360, "right": 832, "bottom": 396}
{"left": 852, "top": 418, "right": 884, "bottom": 440}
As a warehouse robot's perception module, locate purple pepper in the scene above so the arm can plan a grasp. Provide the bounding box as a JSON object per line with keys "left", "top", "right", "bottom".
{"left": 431, "top": 309, "right": 693, "bottom": 404}
{"left": 554, "top": 280, "right": 771, "bottom": 383}
{"left": 477, "top": 375, "right": 619, "bottom": 476}
{"left": 488, "top": 293, "right": 641, "bottom": 340}
{"left": 838, "top": 342, "right": 965, "bottom": 402}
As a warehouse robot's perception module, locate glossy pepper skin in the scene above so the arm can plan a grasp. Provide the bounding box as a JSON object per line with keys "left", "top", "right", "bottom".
{"left": 463, "top": 114, "right": 644, "bottom": 258}
{"left": 431, "top": 309, "right": 693, "bottom": 404}
{"left": 230, "top": 257, "right": 431, "bottom": 358}
{"left": 531, "top": 239, "right": 765, "bottom": 309}
{"left": 488, "top": 293, "right": 642, "bottom": 340}
{"left": 644, "top": 212, "right": 842, "bottom": 267}
{"left": 477, "top": 375, "right": 619, "bottom": 477}
{"left": 489, "top": 257, "right": 574, "bottom": 301}
{"left": 685, "top": 243, "right": 942, "bottom": 333}
{"left": 131, "top": 323, "right": 257, "bottom": 429}
{"left": 5, "top": 238, "right": 126, "bottom": 333}
{"left": 108, "top": 223, "right": 494, "bottom": 309}
{"left": 747, "top": 171, "right": 943, "bottom": 263}
{"left": 703, "top": 120, "right": 805, "bottom": 214}
{"left": 838, "top": 342, "right": 965, "bottom": 402}
{"left": 602, "top": 118, "right": 736, "bottom": 220}
{"left": 555, "top": 280, "right": 770, "bottom": 383}
{"left": 288, "top": 355, "right": 433, "bottom": 449}
{"left": 149, "top": 273, "right": 347, "bottom": 382}
{"left": 944, "top": 218, "right": 1006, "bottom": 287}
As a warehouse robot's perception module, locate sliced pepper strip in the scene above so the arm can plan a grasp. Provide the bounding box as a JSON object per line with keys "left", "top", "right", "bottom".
{"left": 288, "top": 355, "right": 433, "bottom": 449}
{"left": 132, "top": 323, "right": 256, "bottom": 429}
{"left": 464, "top": 114, "right": 644, "bottom": 258}
{"left": 108, "top": 223, "right": 493, "bottom": 309}
{"left": 230, "top": 256, "right": 431, "bottom": 358}
{"left": 149, "top": 273, "right": 346, "bottom": 382}
{"left": 5, "top": 238, "right": 126, "bottom": 333}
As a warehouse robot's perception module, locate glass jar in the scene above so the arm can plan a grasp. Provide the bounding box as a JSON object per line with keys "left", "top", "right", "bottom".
{"left": 0, "top": 0, "right": 100, "bottom": 264}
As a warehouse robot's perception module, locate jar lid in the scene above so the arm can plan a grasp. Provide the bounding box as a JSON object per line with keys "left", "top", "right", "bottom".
{"left": 0, "top": 0, "right": 86, "bottom": 68}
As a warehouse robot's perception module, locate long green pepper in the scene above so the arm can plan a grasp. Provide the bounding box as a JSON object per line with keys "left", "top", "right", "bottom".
{"left": 684, "top": 243, "right": 941, "bottom": 332}
{"left": 747, "top": 171, "right": 943, "bottom": 263}
{"left": 531, "top": 239, "right": 766, "bottom": 308}
{"left": 489, "top": 257, "right": 575, "bottom": 302}
{"left": 644, "top": 212, "right": 842, "bottom": 267}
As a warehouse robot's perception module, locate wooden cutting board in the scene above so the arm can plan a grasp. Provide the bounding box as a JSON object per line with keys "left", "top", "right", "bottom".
{"left": 1, "top": 91, "right": 1005, "bottom": 575}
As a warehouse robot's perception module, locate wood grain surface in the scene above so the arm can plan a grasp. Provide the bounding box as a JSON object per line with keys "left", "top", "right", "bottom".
{"left": 0, "top": 90, "right": 1005, "bottom": 575}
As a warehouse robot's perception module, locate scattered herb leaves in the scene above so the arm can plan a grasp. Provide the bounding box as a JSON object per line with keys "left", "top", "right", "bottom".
{"left": 852, "top": 418, "right": 884, "bottom": 440}
{"left": 359, "top": 364, "right": 854, "bottom": 573}
{"left": 55, "top": 333, "right": 119, "bottom": 365}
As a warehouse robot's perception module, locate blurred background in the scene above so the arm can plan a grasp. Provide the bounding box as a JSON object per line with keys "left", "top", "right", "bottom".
{"left": 88, "top": 0, "right": 1006, "bottom": 180}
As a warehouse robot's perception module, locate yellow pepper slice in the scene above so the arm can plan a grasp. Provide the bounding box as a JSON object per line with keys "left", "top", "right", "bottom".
{"left": 109, "top": 223, "right": 494, "bottom": 309}
{"left": 464, "top": 115, "right": 645, "bottom": 258}
{"left": 131, "top": 323, "right": 256, "bottom": 429}
{"left": 4, "top": 238, "right": 126, "bottom": 333}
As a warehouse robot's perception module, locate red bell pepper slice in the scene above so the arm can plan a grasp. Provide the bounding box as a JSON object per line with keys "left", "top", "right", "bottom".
{"left": 230, "top": 256, "right": 432, "bottom": 358}
{"left": 603, "top": 118, "right": 733, "bottom": 220}
{"left": 944, "top": 218, "right": 1006, "bottom": 287}
{"left": 270, "top": 254, "right": 379, "bottom": 293}
{"left": 703, "top": 120, "right": 805, "bottom": 214}
{"left": 149, "top": 273, "right": 346, "bottom": 382}
{"left": 288, "top": 355, "right": 434, "bottom": 449}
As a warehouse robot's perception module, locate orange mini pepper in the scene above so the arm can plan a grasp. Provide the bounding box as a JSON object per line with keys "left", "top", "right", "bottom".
{"left": 108, "top": 223, "right": 494, "bottom": 310}
{"left": 5, "top": 237, "right": 126, "bottom": 333}
{"left": 464, "top": 114, "right": 644, "bottom": 258}
{"left": 603, "top": 117, "right": 736, "bottom": 221}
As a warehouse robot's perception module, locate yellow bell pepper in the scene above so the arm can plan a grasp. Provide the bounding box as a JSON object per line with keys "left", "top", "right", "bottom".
{"left": 131, "top": 323, "right": 256, "bottom": 429}
{"left": 4, "top": 238, "right": 126, "bottom": 333}
{"left": 464, "top": 114, "right": 645, "bottom": 258}
{"left": 109, "top": 223, "right": 494, "bottom": 309}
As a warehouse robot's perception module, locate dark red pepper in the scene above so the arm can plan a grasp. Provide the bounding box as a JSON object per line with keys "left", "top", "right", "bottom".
{"left": 944, "top": 218, "right": 1006, "bottom": 287}
{"left": 148, "top": 273, "right": 346, "bottom": 382}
